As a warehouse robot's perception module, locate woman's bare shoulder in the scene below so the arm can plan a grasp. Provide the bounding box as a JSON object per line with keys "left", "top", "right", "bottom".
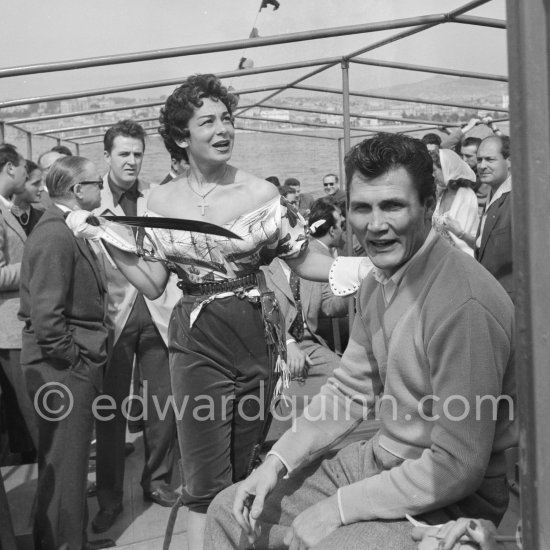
{"left": 233, "top": 168, "right": 280, "bottom": 202}
{"left": 147, "top": 177, "right": 185, "bottom": 212}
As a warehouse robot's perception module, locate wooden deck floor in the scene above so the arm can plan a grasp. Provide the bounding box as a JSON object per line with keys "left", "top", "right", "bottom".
{"left": 3, "top": 421, "right": 521, "bottom": 549}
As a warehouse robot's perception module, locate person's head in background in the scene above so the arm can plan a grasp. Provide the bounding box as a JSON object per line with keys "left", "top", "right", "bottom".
{"left": 266, "top": 175, "right": 281, "bottom": 188}
{"left": 322, "top": 173, "right": 339, "bottom": 196}
{"left": 421, "top": 133, "right": 442, "bottom": 153}
{"left": 0, "top": 143, "right": 27, "bottom": 198}
{"left": 47, "top": 155, "right": 102, "bottom": 211}
{"left": 13, "top": 160, "right": 43, "bottom": 207}
{"left": 308, "top": 197, "right": 346, "bottom": 250}
{"left": 103, "top": 119, "right": 146, "bottom": 190}
{"left": 284, "top": 177, "right": 301, "bottom": 196}
{"left": 51, "top": 144, "right": 73, "bottom": 156}
{"left": 460, "top": 136, "right": 482, "bottom": 174}
{"left": 38, "top": 150, "right": 66, "bottom": 190}
{"left": 281, "top": 184, "right": 299, "bottom": 209}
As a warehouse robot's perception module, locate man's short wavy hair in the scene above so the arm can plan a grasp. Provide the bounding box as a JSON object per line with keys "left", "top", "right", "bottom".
{"left": 345, "top": 132, "right": 436, "bottom": 205}
{"left": 104, "top": 119, "right": 146, "bottom": 153}
{"left": 46, "top": 156, "right": 92, "bottom": 199}
{"left": 158, "top": 74, "right": 238, "bottom": 164}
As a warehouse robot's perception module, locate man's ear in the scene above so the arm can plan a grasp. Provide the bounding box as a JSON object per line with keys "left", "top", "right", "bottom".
{"left": 424, "top": 195, "right": 436, "bottom": 219}
{"left": 103, "top": 149, "right": 111, "bottom": 166}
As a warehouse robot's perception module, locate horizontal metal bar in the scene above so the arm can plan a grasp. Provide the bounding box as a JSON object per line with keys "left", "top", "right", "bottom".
{"left": 234, "top": 126, "right": 338, "bottom": 141}
{"left": 4, "top": 84, "right": 285, "bottom": 125}
{"left": 64, "top": 126, "right": 159, "bottom": 141}
{"left": 0, "top": 17, "right": 444, "bottom": 79}
{"left": 452, "top": 14, "right": 506, "bottom": 29}
{"left": 350, "top": 57, "right": 507, "bottom": 82}
{"left": 237, "top": 114, "right": 375, "bottom": 133}
{"left": 8, "top": 100, "right": 165, "bottom": 124}
{"left": 292, "top": 84, "right": 508, "bottom": 113}
{"left": 74, "top": 130, "right": 161, "bottom": 146}
{"left": 0, "top": 57, "right": 341, "bottom": 110}
{"left": 244, "top": 102, "right": 462, "bottom": 127}
{"left": 33, "top": 116, "right": 158, "bottom": 136}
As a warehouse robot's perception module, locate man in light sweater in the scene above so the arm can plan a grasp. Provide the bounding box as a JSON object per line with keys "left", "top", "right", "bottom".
{"left": 204, "top": 133, "right": 516, "bottom": 549}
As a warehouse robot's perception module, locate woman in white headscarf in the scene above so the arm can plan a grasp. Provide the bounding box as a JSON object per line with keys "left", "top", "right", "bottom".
{"left": 431, "top": 148, "right": 479, "bottom": 255}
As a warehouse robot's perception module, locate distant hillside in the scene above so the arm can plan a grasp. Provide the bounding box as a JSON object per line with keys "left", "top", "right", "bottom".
{"left": 365, "top": 75, "right": 508, "bottom": 103}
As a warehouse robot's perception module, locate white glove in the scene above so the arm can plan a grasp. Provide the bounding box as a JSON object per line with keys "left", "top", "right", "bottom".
{"left": 65, "top": 210, "right": 137, "bottom": 253}
{"left": 329, "top": 256, "right": 374, "bottom": 296}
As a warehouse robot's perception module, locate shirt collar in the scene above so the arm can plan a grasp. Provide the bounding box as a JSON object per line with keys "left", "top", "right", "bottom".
{"left": 373, "top": 229, "right": 437, "bottom": 304}
{"left": 107, "top": 173, "right": 142, "bottom": 206}
{"left": 485, "top": 175, "right": 512, "bottom": 211}
{"left": 54, "top": 202, "right": 73, "bottom": 214}
{"left": 0, "top": 194, "right": 13, "bottom": 210}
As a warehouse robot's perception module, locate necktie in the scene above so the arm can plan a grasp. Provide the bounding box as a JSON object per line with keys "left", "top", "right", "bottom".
{"left": 288, "top": 271, "right": 305, "bottom": 342}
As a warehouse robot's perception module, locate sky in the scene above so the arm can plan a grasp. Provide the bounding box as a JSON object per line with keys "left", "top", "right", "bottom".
{"left": 2, "top": 0, "right": 507, "bottom": 103}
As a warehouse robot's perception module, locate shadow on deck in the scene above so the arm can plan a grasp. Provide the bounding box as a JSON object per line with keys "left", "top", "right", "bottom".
{"left": 3, "top": 420, "right": 521, "bottom": 549}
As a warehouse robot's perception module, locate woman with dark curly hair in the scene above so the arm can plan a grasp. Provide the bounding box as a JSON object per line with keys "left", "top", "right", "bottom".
{"left": 69, "top": 73, "right": 333, "bottom": 548}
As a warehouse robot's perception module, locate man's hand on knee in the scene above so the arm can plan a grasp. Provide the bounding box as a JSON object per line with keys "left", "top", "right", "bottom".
{"left": 283, "top": 494, "right": 342, "bottom": 549}
{"left": 232, "top": 454, "right": 286, "bottom": 544}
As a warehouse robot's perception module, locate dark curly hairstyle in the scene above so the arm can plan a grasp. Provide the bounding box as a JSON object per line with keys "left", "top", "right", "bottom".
{"left": 158, "top": 74, "right": 239, "bottom": 163}
{"left": 345, "top": 132, "right": 436, "bottom": 205}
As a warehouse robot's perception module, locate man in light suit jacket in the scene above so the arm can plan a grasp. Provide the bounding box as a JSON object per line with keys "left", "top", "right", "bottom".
{"left": 19, "top": 156, "right": 111, "bottom": 550}
{"left": 0, "top": 144, "right": 36, "bottom": 462}
{"left": 90, "top": 120, "right": 178, "bottom": 534}
{"left": 264, "top": 200, "right": 348, "bottom": 438}
{"left": 474, "top": 135, "right": 514, "bottom": 301}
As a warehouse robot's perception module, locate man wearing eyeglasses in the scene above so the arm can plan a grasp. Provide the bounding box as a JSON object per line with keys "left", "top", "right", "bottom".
{"left": 322, "top": 173, "right": 346, "bottom": 211}
{"left": 90, "top": 120, "right": 178, "bottom": 534}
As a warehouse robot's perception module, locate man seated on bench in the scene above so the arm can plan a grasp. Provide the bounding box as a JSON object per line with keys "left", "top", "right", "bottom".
{"left": 205, "top": 132, "right": 516, "bottom": 550}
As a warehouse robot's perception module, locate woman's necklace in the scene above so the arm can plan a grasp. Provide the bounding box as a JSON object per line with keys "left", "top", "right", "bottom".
{"left": 188, "top": 167, "right": 227, "bottom": 216}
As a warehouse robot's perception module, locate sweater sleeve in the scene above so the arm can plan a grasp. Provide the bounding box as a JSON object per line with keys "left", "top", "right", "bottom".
{"left": 338, "top": 298, "right": 512, "bottom": 523}
{"left": 271, "top": 288, "right": 382, "bottom": 469}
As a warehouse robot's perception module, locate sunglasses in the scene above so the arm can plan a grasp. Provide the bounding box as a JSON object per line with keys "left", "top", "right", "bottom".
{"left": 71, "top": 179, "right": 104, "bottom": 191}
{"left": 323, "top": 182, "right": 336, "bottom": 187}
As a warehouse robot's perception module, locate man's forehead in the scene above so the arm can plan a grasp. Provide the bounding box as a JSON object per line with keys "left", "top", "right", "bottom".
{"left": 477, "top": 138, "right": 502, "bottom": 158}
{"left": 110, "top": 135, "right": 144, "bottom": 152}
{"left": 351, "top": 166, "right": 413, "bottom": 187}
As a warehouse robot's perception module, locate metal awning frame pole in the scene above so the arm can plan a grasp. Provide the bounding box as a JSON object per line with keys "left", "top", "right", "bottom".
{"left": 26, "top": 131, "right": 32, "bottom": 159}
{"left": 0, "top": 15, "right": 458, "bottom": 80}
{"left": 239, "top": 0, "right": 497, "bottom": 116}
{"left": 506, "top": 0, "right": 550, "bottom": 548}
{"left": 0, "top": 58, "right": 343, "bottom": 110}
{"left": 241, "top": 101, "right": 479, "bottom": 128}
{"left": 292, "top": 84, "right": 508, "bottom": 113}
{"left": 34, "top": 116, "right": 158, "bottom": 136}
{"left": 349, "top": 57, "right": 507, "bottom": 82}
{"left": 341, "top": 59, "right": 355, "bottom": 332}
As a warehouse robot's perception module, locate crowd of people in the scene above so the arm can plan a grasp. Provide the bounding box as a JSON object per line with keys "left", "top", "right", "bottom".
{"left": 0, "top": 74, "right": 516, "bottom": 550}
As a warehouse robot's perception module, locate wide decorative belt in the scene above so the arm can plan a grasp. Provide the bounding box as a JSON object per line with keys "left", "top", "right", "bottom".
{"left": 177, "top": 273, "right": 259, "bottom": 296}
